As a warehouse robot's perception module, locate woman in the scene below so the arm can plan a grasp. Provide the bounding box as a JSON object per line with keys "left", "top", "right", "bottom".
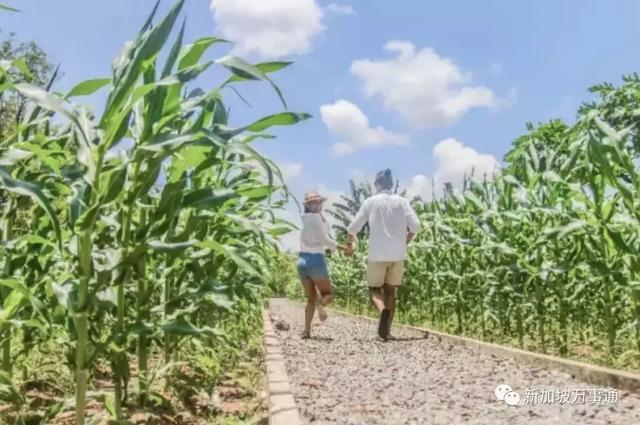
{"left": 297, "top": 191, "right": 350, "bottom": 339}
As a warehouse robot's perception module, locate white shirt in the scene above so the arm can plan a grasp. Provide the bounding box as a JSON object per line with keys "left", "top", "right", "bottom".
{"left": 299, "top": 213, "right": 338, "bottom": 254}
{"left": 348, "top": 191, "right": 421, "bottom": 262}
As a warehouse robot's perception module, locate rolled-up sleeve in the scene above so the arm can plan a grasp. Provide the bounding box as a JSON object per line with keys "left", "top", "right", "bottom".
{"left": 404, "top": 200, "right": 421, "bottom": 233}
{"left": 347, "top": 200, "right": 369, "bottom": 235}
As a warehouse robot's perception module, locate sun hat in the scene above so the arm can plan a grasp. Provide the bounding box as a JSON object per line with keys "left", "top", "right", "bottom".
{"left": 303, "top": 191, "right": 327, "bottom": 204}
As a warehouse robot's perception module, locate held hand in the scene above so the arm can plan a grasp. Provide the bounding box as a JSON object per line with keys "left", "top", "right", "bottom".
{"left": 345, "top": 244, "right": 354, "bottom": 256}
{"left": 338, "top": 244, "right": 354, "bottom": 257}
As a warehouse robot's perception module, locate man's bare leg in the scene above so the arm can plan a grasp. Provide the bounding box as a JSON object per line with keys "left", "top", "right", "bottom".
{"left": 383, "top": 283, "right": 397, "bottom": 330}
{"left": 370, "top": 287, "right": 391, "bottom": 339}
{"left": 369, "top": 287, "right": 385, "bottom": 313}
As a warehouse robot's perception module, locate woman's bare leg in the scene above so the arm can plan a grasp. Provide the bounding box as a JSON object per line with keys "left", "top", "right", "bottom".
{"left": 312, "top": 277, "right": 333, "bottom": 322}
{"left": 302, "top": 278, "right": 317, "bottom": 338}
{"left": 315, "top": 289, "right": 328, "bottom": 322}
{"left": 313, "top": 277, "right": 334, "bottom": 306}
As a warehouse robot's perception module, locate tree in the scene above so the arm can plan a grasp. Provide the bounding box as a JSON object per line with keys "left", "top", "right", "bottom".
{"left": 581, "top": 74, "right": 640, "bottom": 157}
{"left": 0, "top": 31, "right": 58, "bottom": 139}
{"left": 503, "top": 119, "right": 573, "bottom": 181}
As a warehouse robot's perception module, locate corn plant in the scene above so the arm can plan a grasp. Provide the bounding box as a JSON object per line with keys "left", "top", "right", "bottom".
{"left": 329, "top": 74, "right": 640, "bottom": 369}
{"left": 0, "top": 1, "right": 309, "bottom": 423}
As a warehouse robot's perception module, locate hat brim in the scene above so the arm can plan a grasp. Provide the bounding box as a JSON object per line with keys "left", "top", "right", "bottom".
{"left": 304, "top": 196, "right": 327, "bottom": 204}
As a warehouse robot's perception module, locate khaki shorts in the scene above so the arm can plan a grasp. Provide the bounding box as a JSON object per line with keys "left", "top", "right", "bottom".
{"left": 366, "top": 261, "right": 405, "bottom": 288}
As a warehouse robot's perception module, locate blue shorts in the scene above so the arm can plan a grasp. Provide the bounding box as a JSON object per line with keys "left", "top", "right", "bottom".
{"left": 297, "top": 253, "right": 329, "bottom": 280}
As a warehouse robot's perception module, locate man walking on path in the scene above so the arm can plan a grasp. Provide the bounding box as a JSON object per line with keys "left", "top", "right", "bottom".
{"left": 346, "top": 169, "right": 421, "bottom": 340}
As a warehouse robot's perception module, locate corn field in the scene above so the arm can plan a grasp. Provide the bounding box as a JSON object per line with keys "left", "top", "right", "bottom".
{"left": 4, "top": 0, "right": 640, "bottom": 421}
{"left": 329, "top": 74, "right": 640, "bottom": 371}
{"left": 0, "top": 1, "right": 307, "bottom": 423}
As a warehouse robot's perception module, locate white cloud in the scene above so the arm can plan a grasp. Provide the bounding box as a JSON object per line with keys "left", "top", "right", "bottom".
{"left": 210, "top": 0, "right": 325, "bottom": 59}
{"left": 320, "top": 99, "right": 409, "bottom": 155}
{"left": 281, "top": 162, "right": 303, "bottom": 181}
{"left": 406, "top": 138, "right": 501, "bottom": 200}
{"left": 433, "top": 138, "right": 500, "bottom": 185}
{"left": 351, "top": 41, "right": 496, "bottom": 129}
{"left": 325, "top": 3, "right": 354, "bottom": 15}
{"left": 406, "top": 174, "right": 434, "bottom": 202}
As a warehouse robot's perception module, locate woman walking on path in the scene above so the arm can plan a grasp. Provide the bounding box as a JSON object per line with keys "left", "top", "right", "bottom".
{"left": 297, "top": 191, "right": 351, "bottom": 338}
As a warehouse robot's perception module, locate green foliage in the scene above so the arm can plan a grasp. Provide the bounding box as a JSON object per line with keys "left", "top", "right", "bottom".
{"left": 264, "top": 248, "right": 298, "bottom": 298}
{"left": 0, "top": 1, "right": 305, "bottom": 423}
{"left": 0, "top": 31, "right": 58, "bottom": 140}
{"left": 503, "top": 119, "right": 573, "bottom": 181}
{"left": 329, "top": 75, "right": 640, "bottom": 371}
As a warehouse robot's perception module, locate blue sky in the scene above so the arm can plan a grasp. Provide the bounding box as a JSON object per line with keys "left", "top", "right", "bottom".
{"left": 3, "top": 0, "right": 640, "bottom": 248}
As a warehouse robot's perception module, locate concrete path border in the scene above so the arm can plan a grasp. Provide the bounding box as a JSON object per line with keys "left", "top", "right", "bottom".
{"left": 326, "top": 304, "right": 640, "bottom": 394}
{"left": 262, "top": 309, "right": 302, "bottom": 425}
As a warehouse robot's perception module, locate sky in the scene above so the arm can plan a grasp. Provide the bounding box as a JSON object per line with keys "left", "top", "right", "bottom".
{"left": 3, "top": 0, "right": 640, "bottom": 250}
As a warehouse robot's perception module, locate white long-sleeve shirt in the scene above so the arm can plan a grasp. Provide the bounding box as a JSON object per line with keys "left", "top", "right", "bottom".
{"left": 348, "top": 191, "right": 421, "bottom": 262}
{"left": 299, "top": 213, "right": 338, "bottom": 254}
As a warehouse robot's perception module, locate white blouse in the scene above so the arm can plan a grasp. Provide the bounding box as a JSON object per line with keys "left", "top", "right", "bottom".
{"left": 299, "top": 213, "right": 338, "bottom": 254}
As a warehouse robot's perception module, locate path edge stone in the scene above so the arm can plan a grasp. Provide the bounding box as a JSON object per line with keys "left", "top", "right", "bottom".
{"left": 262, "top": 307, "right": 302, "bottom": 425}
{"left": 323, "top": 303, "right": 640, "bottom": 394}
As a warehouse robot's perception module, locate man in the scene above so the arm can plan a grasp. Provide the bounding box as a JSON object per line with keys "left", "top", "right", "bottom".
{"left": 346, "top": 169, "right": 421, "bottom": 340}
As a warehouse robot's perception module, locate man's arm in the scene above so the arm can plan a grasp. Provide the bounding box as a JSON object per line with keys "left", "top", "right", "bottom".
{"left": 403, "top": 199, "right": 421, "bottom": 244}
{"left": 406, "top": 232, "right": 415, "bottom": 244}
{"left": 346, "top": 200, "right": 369, "bottom": 248}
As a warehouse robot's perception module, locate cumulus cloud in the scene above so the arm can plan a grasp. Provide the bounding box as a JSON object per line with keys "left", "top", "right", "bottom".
{"left": 351, "top": 41, "right": 496, "bottom": 128}
{"left": 325, "top": 3, "right": 354, "bottom": 15}
{"left": 406, "top": 138, "right": 501, "bottom": 201}
{"left": 320, "top": 99, "right": 409, "bottom": 155}
{"left": 210, "top": 0, "right": 325, "bottom": 59}
{"left": 281, "top": 162, "right": 303, "bottom": 181}
{"left": 405, "top": 174, "right": 433, "bottom": 202}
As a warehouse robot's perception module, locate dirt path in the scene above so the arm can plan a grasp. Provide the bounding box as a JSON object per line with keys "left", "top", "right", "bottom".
{"left": 268, "top": 299, "right": 640, "bottom": 425}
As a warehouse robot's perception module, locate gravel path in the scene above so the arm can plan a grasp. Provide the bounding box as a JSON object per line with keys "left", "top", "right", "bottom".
{"left": 268, "top": 298, "right": 640, "bottom": 425}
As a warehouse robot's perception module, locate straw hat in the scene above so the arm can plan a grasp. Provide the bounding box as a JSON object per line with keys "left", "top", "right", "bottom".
{"left": 303, "top": 191, "right": 327, "bottom": 204}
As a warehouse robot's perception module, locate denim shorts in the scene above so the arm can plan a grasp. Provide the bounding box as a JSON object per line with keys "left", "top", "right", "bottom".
{"left": 297, "top": 252, "right": 329, "bottom": 280}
